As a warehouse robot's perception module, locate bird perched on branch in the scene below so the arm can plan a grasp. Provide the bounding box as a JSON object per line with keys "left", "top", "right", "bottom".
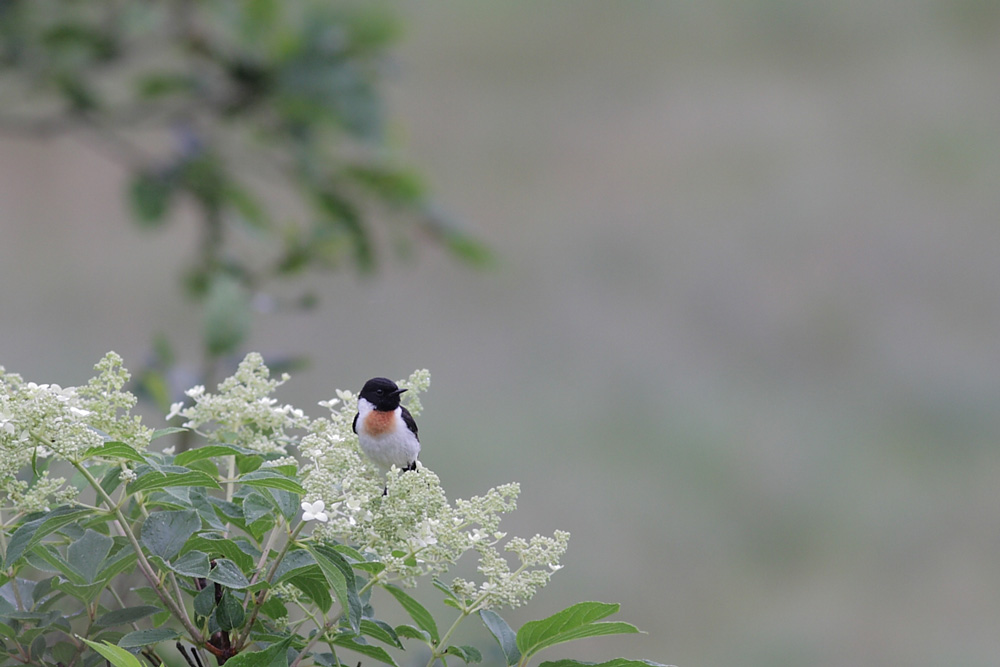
{"left": 353, "top": 377, "right": 420, "bottom": 477}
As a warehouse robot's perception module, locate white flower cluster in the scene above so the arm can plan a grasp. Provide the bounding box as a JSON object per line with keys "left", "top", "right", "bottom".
{"left": 0, "top": 352, "right": 150, "bottom": 512}
{"left": 452, "top": 530, "right": 571, "bottom": 608}
{"left": 300, "top": 370, "right": 569, "bottom": 606}
{"left": 166, "top": 353, "right": 309, "bottom": 455}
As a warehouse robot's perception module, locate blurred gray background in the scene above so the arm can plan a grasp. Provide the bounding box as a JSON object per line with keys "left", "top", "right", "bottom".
{"left": 4, "top": 3, "right": 1000, "bottom": 665}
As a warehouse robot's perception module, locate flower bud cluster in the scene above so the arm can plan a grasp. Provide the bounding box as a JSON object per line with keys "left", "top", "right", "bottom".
{"left": 167, "top": 352, "right": 309, "bottom": 454}
{"left": 0, "top": 352, "right": 150, "bottom": 512}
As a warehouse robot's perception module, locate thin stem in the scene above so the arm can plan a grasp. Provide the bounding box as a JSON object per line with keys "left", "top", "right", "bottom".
{"left": 234, "top": 520, "right": 307, "bottom": 651}
{"left": 425, "top": 610, "right": 470, "bottom": 667}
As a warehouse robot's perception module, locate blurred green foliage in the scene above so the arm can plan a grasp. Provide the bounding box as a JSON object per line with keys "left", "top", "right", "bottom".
{"left": 0, "top": 0, "right": 487, "bottom": 399}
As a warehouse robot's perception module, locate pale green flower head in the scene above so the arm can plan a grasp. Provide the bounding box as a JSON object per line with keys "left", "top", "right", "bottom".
{"left": 77, "top": 352, "right": 152, "bottom": 451}
{"left": 0, "top": 353, "right": 151, "bottom": 510}
{"left": 170, "top": 352, "right": 309, "bottom": 455}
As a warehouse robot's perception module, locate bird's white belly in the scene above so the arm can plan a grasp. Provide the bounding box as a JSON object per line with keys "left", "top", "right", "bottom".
{"left": 360, "top": 429, "right": 419, "bottom": 470}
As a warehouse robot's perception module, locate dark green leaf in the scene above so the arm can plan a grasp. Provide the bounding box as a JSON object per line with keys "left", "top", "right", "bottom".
{"left": 288, "top": 573, "right": 331, "bottom": 613}
{"left": 444, "top": 645, "right": 482, "bottom": 663}
{"left": 174, "top": 444, "right": 251, "bottom": 466}
{"left": 272, "top": 549, "right": 315, "bottom": 583}
{"left": 27, "top": 544, "right": 85, "bottom": 584}
{"left": 259, "top": 595, "right": 288, "bottom": 620}
{"left": 167, "top": 550, "right": 211, "bottom": 578}
{"left": 82, "top": 442, "right": 147, "bottom": 463}
{"left": 30, "top": 634, "right": 45, "bottom": 661}
{"left": 383, "top": 584, "right": 438, "bottom": 642}
{"left": 117, "top": 627, "right": 181, "bottom": 648}
{"left": 215, "top": 590, "right": 245, "bottom": 631}
{"left": 193, "top": 585, "right": 216, "bottom": 617}
{"left": 96, "top": 547, "right": 138, "bottom": 581}
{"left": 243, "top": 491, "right": 272, "bottom": 524}
{"left": 360, "top": 619, "right": 402, "bottom": 649}
{"left": 95, "top": 605, "right": 164, "bottom": 628}
{"left": 140, "top": 510, "right": 201, "bottom": 560}
{"left": 129, "top": 469, "right": 221, "bottom": 494}
{"left": 328, "top": 635, "right": 398, "bottom": 666}
{"left": 480, "top": 609, "right": 520, "bottom": 666}
{"left": 183, "top": 536, "right": 255, "bottom": 571}
{"left": 56, "top": 579, "right": 108, "bottom": 603}
{"left": 221, "top": 636, "right": 292, "bottom": 667}
{"left": 516, "top": 602, "right": 639, "bottom": 661}
{"left": 68, "top": 529, "right": 113, "bottom": 583}
{"left": 4, "top": 507, "right": 90, "bottom": 568}
{"left": 394, "top": 624, "right": 430, "bottom": 643}
{"left": 239, "top": 470, "right": 305, "bottom": 495}
{"left": 206, "top": 558, "right": 251, "bottom": 589}
{"left": 304, "top": 544, "right": 360, "bottom": 632}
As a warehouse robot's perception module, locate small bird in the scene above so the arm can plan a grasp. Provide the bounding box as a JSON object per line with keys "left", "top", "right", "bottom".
{"left": 353, "top": 377, "right": 420, "bottom": 476}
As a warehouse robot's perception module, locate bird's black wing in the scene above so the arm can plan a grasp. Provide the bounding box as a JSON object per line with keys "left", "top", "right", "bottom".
{"left": 352, "top": 412, "right": 359, "bottom": 434}
{"left": 400, "top": 406, "right": 419, "bottom": 441}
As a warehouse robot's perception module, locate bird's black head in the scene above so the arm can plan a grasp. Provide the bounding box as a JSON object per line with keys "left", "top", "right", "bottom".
{"left": 359, "top": 377, "right": 407, "bottom": 411}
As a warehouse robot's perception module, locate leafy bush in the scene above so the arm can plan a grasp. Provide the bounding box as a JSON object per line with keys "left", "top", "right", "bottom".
{"left": 0, "top": 353, "right": 665, "bottom": 667}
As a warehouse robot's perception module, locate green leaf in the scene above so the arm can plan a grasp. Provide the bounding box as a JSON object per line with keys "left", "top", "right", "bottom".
{"left": 95, "top": 605, "right": 164, "bottom": 628}
{"left": 82, "top": 442, "right": 147, "bottom": 463}
{"left": 516, "top": 602, "right": 640, "bottom": 662}
{"left": 128, "top": 469, "right": 222, "bottom": 494}
{"left": 27, "top": 544, "right": 86, "bottom": 584}
{"left": 445, "top": 645, "right": 482, "bottom": 663}
{"left": 328, "top": 635, "right": 398, "bottom": 666}
{"left": 206, "top": 558, "right": 251, "bottom": 589}
{"left": 480, "top": 609, "right": 521, "bottom": 666}
{"left": 272, "top": 549, "right": 315, "bottom": 583}
{"left": 193, "top": 586, "right": 216, "bottom": 617}
{"left": 383, "top": 584, "right": 438, "bottom": 642}
{"left": 167, "top": 550, "right": 211, "bottom": 578}
{"left": 215, "top": 590, "right": 245, "bottom": 631}
{"left": 182, "top": 536, "right": 255, "bottom": 571}
{"left": 288, "top": 573, "right": 331, "bottom": 613}
{"left": 68, "top": 529, "right": 113, "bottom": 583}
{"left": 242, "top": 491, "right": 272, "bottom": 524}
{"left": 96, "top": 547, "right": 138, "bottom": 581}
{"left": 394, "top": 624, "right": 430, "bottom": 643}
{"left": 78, "top": 637, "right": 144, "bottom": 667}
{"left": 57, "top": 579, "right": 109, "bottom": 604}
{"left": 360, "top": 619, "right": 403, "bottom": 649}
{"left": 538, "top": 661, "right": 670, "bottom": 667}
{"left": 259, "top": 595, "right": 288, "bottom": 620}
{"left": 140, "top": 510, "right": 201, "bottom": 560}
{"left": 174, "top": 444, "right": 254, "bottom": 466}
{"left": 151, "top": 427, "right": 187, "bottom": 441}
{"left": 118, "top": 627, "right": 181, "bottom": 648}
{"left": 4, "top": 507, "right": 91, "bottom": 568}
{"left": 303, "top": 544, "right": 361, "bottom": 632}
{"left": 239, "top": 470, "right": 305, "bottom": 495}
{"left": 221, "top": 636, "right": 292, "bottom": 667}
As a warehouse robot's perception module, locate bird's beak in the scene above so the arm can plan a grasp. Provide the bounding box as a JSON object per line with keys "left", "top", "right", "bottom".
{"left": 393, "top": 387, "right": 408, "bottom": 396}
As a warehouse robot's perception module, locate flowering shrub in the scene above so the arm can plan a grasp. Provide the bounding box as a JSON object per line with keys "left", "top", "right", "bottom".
{"left": 0, "top": 353, "right": 665, "bottom": 667}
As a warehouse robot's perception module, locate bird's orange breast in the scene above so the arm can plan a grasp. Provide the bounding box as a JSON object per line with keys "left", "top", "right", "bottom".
{"left": 363, "top": 410, "right": 395, "bottom": 436}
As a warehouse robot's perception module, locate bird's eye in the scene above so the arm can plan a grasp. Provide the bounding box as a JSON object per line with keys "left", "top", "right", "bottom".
{"left": 376, "top": 389, "right": 384, "bottom": 395}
